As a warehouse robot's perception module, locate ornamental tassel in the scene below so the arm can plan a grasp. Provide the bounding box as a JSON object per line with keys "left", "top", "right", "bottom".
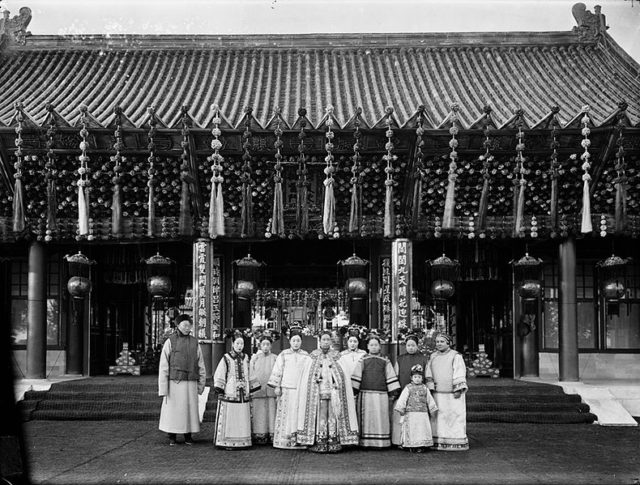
{"left": 111, "top": 108, "right": 124, "bottom": 236}
{"left": 12, "top": 177, "right": 25, "bottom": 233}
{"left": 296, "top": 108, "right": 309, "bottom": 235}
{"left": 147, "top": 107, "right": 158, "bottom": 237}
{"left": 270, "top": 108, "right": 285, "bottom": 237}
{"left": 208, "top": 104, "right": 225, "bottom": 238}
{"left": 349, "top": 108, "right": 363, "bottom": 235}
{"left": 12, "top": 104, "right": 26, "bottom": 233}
{"left": 111, "top": 183, "right": 123, "bottom": 236}
{"left": 240, "top": 107, "right": 254, "bottom": 238}
{"left": 322, "top": 105, "right": 336, "bottom": 236}
{"left": 45, "top": 105, "right": 59, "bottom": 237}
{"left": 549, "top": 116, "right": 560, "bottom": 233}
{"left": 383, "top": 107, "right": 396, "bottom": 237}
{"left": 78, "top": 105, "right": 91, "bottom": 237}
{"left": 411, "top": 107, "right": 426, "bottom": 229}
{"left": 46, "top": 179, "right": 57, "bottom": 232}
{"left": 614, "top": 108, "right": 627, "bottom": 234}
{"left": 550, "top": 175, "right": 558, "bottom": 230}
{"left": 78, "top": 185, "right": 89, "bottom": 235}
{"left": 147, "top": 184, "right": 156, "bottom": 237}
{"left": 178, "top": 107, "right": 193, "bottom": 236}
{"left": 442, "top": 103, "right": 460, "bottom": 230}
{"left": 512, "top": 111, "right": 526, "bottom": 237}
{"left": 477, "top": 107, "right": 492, "bottom": 231}
{"left": 515, "top": 180, "right": 526, "bottom": 234}
{"left": 579, "top": 107, "right": 593, "bottom": 234}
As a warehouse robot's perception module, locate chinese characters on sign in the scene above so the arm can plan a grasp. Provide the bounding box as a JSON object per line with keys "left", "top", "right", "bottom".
{"left": 380, "top": 257, "right": 392, "bottom": 333}
{"left": 192, "top": 240, "right": 223, "bottom": 342}
{"left": 391, "top": 239, "right": 412, "bottom": 341}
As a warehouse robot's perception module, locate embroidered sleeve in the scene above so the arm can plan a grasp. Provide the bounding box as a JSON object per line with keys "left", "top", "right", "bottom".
{"left": 394, "top": 386, "right": 409, "bottom": 414}
{"left": 452, "top": 353, "right": 468, "bottom": 393}
{"left": 213, "top": 354, "right": 228, "bottom": 391}
{"left": 158, "top": 339, "right": 171, "bottom": 396}
{"left": 385, "top": 360, "right": 401, "bottom": 393}
{"left": 351, "top": 357, "right": 364, "bottom": 390}
{"left": 425, "top": 356, "right": 435, "bottom": 391}
{"left": 427, "top": 387, "right": 438, "bottom": 414}
{"left": 246, "top": 355, "right": 261, "bottom": 393}
{"left": 267, "top": 353, "right": 284, "bottom": 388}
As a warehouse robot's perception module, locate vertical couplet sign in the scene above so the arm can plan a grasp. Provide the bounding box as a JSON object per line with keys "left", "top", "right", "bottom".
{"left": 391, "top": 239, "right": 412, "bottom": 341}
{"left": 192, "top": 239, "right": 223, "bottom": 342}
{"left": 380, "top": 257, "right": 392, "bottom": 332}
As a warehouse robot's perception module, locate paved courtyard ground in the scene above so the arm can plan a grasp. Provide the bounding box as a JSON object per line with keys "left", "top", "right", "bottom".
{"left": 22, "top": 420, "right": 640, "bottom": 485}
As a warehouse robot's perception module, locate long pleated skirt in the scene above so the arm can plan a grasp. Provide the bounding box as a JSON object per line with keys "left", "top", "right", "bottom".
{"left": 273, "top": 388, "right": 306, "bottom": 449}
{"left": 251, "top": 396, "right": 276, "bottom": 444}
{"left": 214, "top": 399, "right": 252, "bottom": 448}
{"left": 358, "top": 390, "right": 391, "bottom": 448}
{"left": 430, "top": 392, "right": 469, "bottom": 451}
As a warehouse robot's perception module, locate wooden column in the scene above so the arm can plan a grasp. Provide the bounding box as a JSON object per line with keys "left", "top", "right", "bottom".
{"left": 558, "top": 237, "right": 579, "bottom": 381}
{"left": 66, "top": 299, "right": 85, "bottom": 375}
{"left": 26, "top": 242, "right": 47, "bottom": 379}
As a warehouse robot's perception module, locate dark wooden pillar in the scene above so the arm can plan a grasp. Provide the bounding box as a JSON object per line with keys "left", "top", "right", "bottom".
{"left": 558, "top": 237, "right": 579, "bottom": 381}
{"left": 26, "top": 242, "right": 47, "bottom": 379}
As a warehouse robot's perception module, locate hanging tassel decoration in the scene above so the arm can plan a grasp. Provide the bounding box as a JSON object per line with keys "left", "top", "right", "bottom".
{"left": 111, "top": 107, "right": 124, "bottom": 237}
{"left": 579, "top": 106, "right": 593, "bottom": 233}
{"left": 383, "top": 107, "right": 396, "bottom": 238}
{"left": 410, "top": 106, "right": 426, "bottom": 231}
{"left": 442, "top": 103, "right": 459, "bottom": 229}
{"left": 296, "top": 108, "right": 309, "bottom": 235}
{"left": 12, "top": 102, "right": 26, "bottom": 233}
{"left": 44, "top": 104, "right": 58, "bottom": 240}
{"left": 208, "top": 104, "right": 225, "bottom": 238}
{"left": 146, "top": 107, "right": 158, "bottom": 237}
{"left": 613, "top": 103, "right": 628, "bottom": 234}
{"left": 322, "top": 105, "right": 336, "bottom": 236}
{"left": 349, "top": 107, "right": 363, "bottom": 235}
{"left": 514, "top": 112, "right": 526, "bottom": 237}
{"left": 476, "top": 106, "right": 493, "bottom": 233}
{"left": 240, "top": 106, "right": 254, "bottom": 238}
{"left": 178, "top": 106, "right": 194, "bottom": 236}
{"left": 270, "top": 107, "right": 285, "bottom": 237}
{"left": 549, "top": 108, "right": 561, "bottom": 236}
{"left": 77, "top": 105, "right": 91, "bottom": 238}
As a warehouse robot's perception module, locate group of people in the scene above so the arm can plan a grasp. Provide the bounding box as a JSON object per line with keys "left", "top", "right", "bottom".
{"left": 158, "top": 315, "right": 469, "bottom": 453}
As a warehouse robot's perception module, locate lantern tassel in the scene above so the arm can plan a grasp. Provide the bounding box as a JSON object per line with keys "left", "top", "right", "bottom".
{"left": 615, "top": 179, "right": 627, "bottom": 233}
{"left": 208, "top": 181, "right": 225, "bottom": 238}
{"left": 46, "top": 179, "right": 58, "bottom": 233}
{"left": 442, "top": 174, "right": 456, "bottom": 229}
{"left": 240, "top": 182, "right": 253, "bottom": 237}
{"left": 515, "top": 181, "right": 525, "bottom": 235}
{"left": 271, "top": 178, "right": 285, "bottom": 237}
{"left": 348, "top": 182, "right": 361, "bottom": 234}
{"left": 78, "top": 185, "right": 89, "bottom": 236}
{"left": 12, "top": 177, "right": 26, "bottom": 233}
{"left": 384, "top": 182, "right": 394, "bottom": 237}
{"left": 411, "top": 175, "right": 423, "bottom": 229}
{"left": 111, "top": 183, "right": 123, "bottom": 236}
{"left": 147, "top": 184, "right": 155, "bottom": 237}
{"left": 296, "top": 181, "right": 309, "bottom": 234}
{"left": 477, "top": 177, "right": 489, "bottom": 231}
{"left": 322, "top": 179, "right": 335, "bottom": 235}
{"left": 580, "top": 178, "right": 592, "bottom": 233}
{"left": 550, "top": 176, "right": 558, "bottom": 232}
{"left": 178, "top": 180, "right": 193, "bottom": 236}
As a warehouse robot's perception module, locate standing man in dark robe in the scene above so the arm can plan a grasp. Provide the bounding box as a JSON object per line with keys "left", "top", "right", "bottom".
{"left": 158, "top": 315, "right": 206, "bottom": 446}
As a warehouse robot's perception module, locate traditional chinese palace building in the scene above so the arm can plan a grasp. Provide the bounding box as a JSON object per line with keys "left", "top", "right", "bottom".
{"left": 1, "top": 4, "right": 639, "bottom": 383}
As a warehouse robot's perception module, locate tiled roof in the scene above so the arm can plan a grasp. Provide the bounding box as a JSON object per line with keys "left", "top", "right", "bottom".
{"left": 0, "top": 30, "right": 638, "bottom": 129}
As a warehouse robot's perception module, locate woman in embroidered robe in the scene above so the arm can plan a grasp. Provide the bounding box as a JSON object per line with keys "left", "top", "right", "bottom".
{"left": 158, "top": 315, "right": 206, "bottom": 446}
{"left": 267, "top": 332, "right": 310, "bottom": 449}
{"left": 337, "top": 335, "right": 366, "bottom": 381}
{"left": 213, "top": 334, "right": 260, "bottom": 449}
{"left": 426, "top": 333, "right": 469, "bottom": 451}
{"left": 250, "top": 336, "right": 278, "bottom": 445}
{"left": 391, "top": 335, "right": 428, "bottom": 446}
{"left": 394, "top": 364, "right": 437, "bottom": 452}
{"left": 296, "top": 331, "right": 359, "bottom": 453}
{"left": 351, "top": 335, "right": 401, "bottom": 448}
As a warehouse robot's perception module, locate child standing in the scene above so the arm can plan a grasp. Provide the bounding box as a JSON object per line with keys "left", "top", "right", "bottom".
{"left": 394, "top": 364, "right": 437, "bottom": 452}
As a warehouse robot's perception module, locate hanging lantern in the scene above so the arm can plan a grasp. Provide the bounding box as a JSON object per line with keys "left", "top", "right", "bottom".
{"left": 233, "top": 254, "right": 263, "bottom": 300}
{"left": 511, "top": 253, "right": 543, "bottom": 315}
{"left": 64, "top": 252, "right": 95, "bottom": 299}
{"left": 597, "top": 255, "right": 630, "bottom": 316}
{"left": 339, "top": 254, "right": 369, "bottom": 326}
{"left": 426, "top": 254, "right": 460, "bottom": 301}
{"left": 144, "top": 253, "right": 174, "bottom": 299}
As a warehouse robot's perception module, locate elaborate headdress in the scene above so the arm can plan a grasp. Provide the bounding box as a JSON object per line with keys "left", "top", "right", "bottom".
{"left": 365, "top": 329, "right": 387, "bottom": 343}
{"left": 340, "top": 324, "right": 367, "bottom": 340}
{"left": 435, "top": 332, "right": 453, "bottom": 345}
{"left": 410, "top": 364, "right": 424, "bottom": 376}
{"left": 286, "top": 324, "right": 303, "bottom": 338}
{"left": 224, "top": 328, "right": 252, "bottom": 341}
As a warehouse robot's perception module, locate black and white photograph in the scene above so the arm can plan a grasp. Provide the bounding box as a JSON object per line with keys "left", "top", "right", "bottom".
{"left": 0, "top": 0, "right": 639, "bottom": 483}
